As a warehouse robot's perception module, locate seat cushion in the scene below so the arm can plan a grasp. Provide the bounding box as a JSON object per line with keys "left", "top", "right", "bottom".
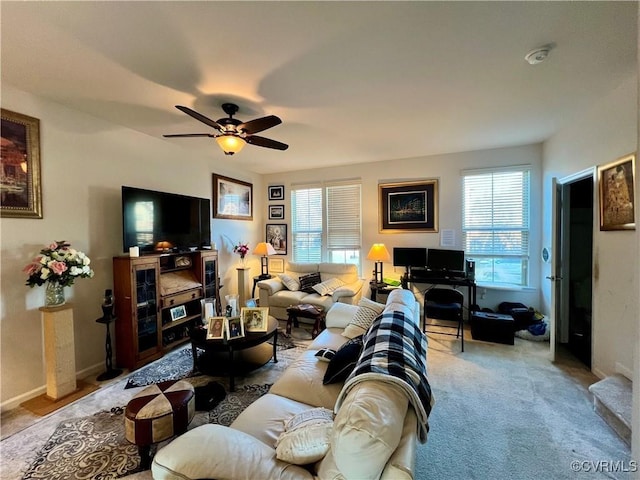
{"left": 269, "top": 290, "right": 308, "bottom": 308}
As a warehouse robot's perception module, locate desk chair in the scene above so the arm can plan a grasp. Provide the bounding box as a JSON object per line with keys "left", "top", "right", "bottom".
{"left": 424, "top": 287, "right": 464, "bottom": 352}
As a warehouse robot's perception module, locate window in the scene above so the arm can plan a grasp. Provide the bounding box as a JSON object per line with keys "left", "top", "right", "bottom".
{"left": 291, "top": 182, "right": 361, "bottom": 269}
{"left": 462, "top": 166, "right": 530, "bottom": 286}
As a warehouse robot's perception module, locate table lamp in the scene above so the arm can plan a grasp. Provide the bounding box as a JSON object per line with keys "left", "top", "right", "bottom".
{"left": 253, "top": 242, "right": 277, "bottom": 279}
{"left": 366, "top": 243, "right": 391, "bottom": 284}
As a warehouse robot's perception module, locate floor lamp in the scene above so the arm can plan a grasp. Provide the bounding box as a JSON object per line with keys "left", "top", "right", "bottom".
{"left": 366, "top": 243, "right": 391, "bottom": 285}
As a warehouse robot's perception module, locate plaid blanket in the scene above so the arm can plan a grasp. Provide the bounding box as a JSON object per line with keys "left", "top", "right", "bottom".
{"left": 334, "top": 310, "right": 434, "bottom": 443}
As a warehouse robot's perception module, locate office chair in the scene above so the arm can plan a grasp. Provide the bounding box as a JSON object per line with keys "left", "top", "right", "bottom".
{"left": 424, "top": 287, "right": 465, "bottom": 352}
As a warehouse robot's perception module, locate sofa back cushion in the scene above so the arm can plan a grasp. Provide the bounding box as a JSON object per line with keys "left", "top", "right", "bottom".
{"left": 318, "top": 262, "right": 359, "bottom": 285}
{"left": 286, "top": 262, "right": 320, "bottom": 275}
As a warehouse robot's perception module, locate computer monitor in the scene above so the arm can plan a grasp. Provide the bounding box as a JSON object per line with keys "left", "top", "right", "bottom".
{"left": 426, "top": 248, "right": 465, "bottom": 273}
{"left": 393, "top": 247, "right": 427, "bottom": 268}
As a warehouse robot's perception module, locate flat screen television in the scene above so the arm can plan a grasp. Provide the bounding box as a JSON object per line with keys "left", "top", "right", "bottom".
{"left": 426, "top": 248, "right": 465, "bottom": 273}
{"left": 122, "top": 186, "right": 211, "bottom": 254}
{"left": 393, "top": 247, "right": 427, "bottom": 268}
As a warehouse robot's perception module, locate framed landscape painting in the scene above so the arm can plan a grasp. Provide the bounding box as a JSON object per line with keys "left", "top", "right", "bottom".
{"left": 1, "top": 109, "right": 42, "bottom": 218}
{"left": 598, "top": 153, "right": 635, "bottom": 231}
{"left": 212, "top": 174, "right": 253, "bottom": 220}
{"left": 379, "top": 179, "right": 438, "bottom": 233}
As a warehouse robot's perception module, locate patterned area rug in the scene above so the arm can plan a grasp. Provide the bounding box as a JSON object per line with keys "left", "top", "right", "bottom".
{"left": 21, "top": 384, "right": 271, "bottom": 480}
{"left": 125, "top": 332, "right": 295, "bottom": 389}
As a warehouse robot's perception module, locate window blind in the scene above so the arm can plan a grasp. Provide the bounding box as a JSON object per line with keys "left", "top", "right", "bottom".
{"left": 326, "top": 184, "right": 361, "bottom": 251}
{"left": 291, "top": 187, "right": 322, "bottom": 262}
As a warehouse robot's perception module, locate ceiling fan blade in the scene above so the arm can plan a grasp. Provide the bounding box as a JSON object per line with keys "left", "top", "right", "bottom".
{"left": 245, "top": 135, "right": 289, "bottom": 151}
{"left": 175, "top": 105, "right": 222, "bottom": 130}
{"left": 163, "top": 133, "right": 214, "bottom": 138}
{"left": 238, "top": 115, "right": 282, "bottom": 135}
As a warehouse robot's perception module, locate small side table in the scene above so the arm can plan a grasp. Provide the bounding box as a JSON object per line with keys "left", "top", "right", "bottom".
{"left": 95, "top": 315, "right": 122, "bottom": 381}
{"left": 252, "top": 274, "right": 272, "bottom": 298}
{"left": 369, "top": 281, "right": 399, "bottom": 302}
{"left": 286, "top": 304, "right": 326, "bottom": 339}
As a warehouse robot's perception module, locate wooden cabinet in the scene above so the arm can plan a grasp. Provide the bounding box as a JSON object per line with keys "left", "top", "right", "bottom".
{"left": 113, "top": 250, "right": 220, "bottom": 370}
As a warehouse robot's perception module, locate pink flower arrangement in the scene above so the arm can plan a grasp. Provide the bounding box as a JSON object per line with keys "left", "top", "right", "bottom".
{"left": 233, "top": 242, "right": 250, "bottom": 259}
{"left": 23, "top": 240, "right": 94, "bottom": 288}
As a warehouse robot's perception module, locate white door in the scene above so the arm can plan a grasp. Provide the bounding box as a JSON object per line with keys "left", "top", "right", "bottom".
{"left": 549, "top": 178, "right": 563, "bottom": 362}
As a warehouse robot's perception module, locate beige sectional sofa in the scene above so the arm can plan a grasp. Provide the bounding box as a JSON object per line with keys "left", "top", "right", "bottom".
{"left": 257, "top": 262, "right": 365, "bottom": 320}
{"left": 151, "top": 288, "right": 430, "bottom": 480}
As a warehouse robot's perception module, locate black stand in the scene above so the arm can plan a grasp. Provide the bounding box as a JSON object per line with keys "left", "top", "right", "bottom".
{"left": 95, "top": 314, "right": 122, "bottom": 381}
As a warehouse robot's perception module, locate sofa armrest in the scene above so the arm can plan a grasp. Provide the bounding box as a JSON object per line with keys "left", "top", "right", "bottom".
{"left": 152, "top": 424, "right": 314, "bottom": 480}
{"left": 332, "top": 279, "right": 364, "bottom": 303}
{"left": 257, "top": 278, "right": 285, "bottom": 296}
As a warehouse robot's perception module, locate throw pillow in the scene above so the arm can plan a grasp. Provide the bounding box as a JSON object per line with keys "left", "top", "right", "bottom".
{"left": 275, "top": 407, "right": 334, "bottom": 465}
{"left": 315, "top": 348, "right": 336, "bottom": 362}
{"left": 298, "top": 272, "right": 322, "bottom": 293}
{"left": 279, "top": 273, "right": 300, "bottom": 291}
{"left": 323, "top": 335, "right": 364, "bottom": 384}
{"left": 342, "top": 297, "right": 385, "bottom": 339}
{"left": 312, "top": 277, "right": 345, "bottom": 296}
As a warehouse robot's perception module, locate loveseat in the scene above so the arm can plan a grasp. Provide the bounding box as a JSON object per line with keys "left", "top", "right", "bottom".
{"left": 151, "top": 289, "right": 433, "bottom": 480}
{"left": 257, "top": 262, "right": 365, "bottom": 320}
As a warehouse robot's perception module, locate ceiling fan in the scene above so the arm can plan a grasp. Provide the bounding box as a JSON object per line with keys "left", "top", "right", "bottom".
{"left": 163, "top": 103, "right": 288, "bottom": 155}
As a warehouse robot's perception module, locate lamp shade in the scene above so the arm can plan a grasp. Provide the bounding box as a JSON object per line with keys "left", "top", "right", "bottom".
{"left": 366, "top": 244, "right": 391, "bottom": 262}
{"left": 253, "top": 242, "right": 277, "bottom": 256}
{"left": 215, "top": 135, "right": 246, "bottom": 155}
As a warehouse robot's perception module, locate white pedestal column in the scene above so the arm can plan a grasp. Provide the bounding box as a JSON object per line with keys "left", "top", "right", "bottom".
{"left": 39, "top": 304, "right": 77, "bottom": 400}
{"left": 236, "top": 267, "right": 251, "bottom": 308}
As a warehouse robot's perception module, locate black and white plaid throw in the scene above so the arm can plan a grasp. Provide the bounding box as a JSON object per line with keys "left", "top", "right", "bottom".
{"left": 335, "top": 310, "right": 434, "bottom": 442}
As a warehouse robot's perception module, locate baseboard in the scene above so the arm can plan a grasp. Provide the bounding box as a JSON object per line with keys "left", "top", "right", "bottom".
{"left": 615, "top": 362, "right": 633, "bottom": 381}
{"left": 1, "top": 361, "right": 105, "bottom": 413}
{"left": 592, "top": 366, "right": 607, "bottom": 380}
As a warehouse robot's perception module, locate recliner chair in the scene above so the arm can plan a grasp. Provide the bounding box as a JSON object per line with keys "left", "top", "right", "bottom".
{"left": 424, "top": 287, "right": 464, "bottom": 351}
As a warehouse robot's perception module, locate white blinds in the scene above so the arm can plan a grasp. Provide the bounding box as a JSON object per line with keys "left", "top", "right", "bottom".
{"left": 291, "top": 187, "right": 322, "bottom": 262}
{"left": 327, "top": 184, "right": 361, "bottom": 250}
{"left": 462, "top": 167, "right": 530, "bottom": 257}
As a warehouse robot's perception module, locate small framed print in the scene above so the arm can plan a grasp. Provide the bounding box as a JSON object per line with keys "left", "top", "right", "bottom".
{"left": 241, "top": 307, "right": 269, "bottom": 333}
{"left": 170, "top": 305, "right": 187, "bottom": 321}
{"left": 269, "top": 257, "right": 285, "bottom": 273}
{"left": 266, "top": 223, "right": 287, "bottom": 255}
{"left": 268, "top": 185, "right": 284, "bottom": 201}
{"left": 226, "top": 317, "right": 245, "bottom": 340}
{"left": 269, "top": 204, "right": 285, "bottom": 220}
{"left": 206, "top": 316, "right": 225, "bottom": 340}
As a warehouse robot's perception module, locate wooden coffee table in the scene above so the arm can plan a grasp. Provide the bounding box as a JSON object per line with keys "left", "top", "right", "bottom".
{"left": 190, "top": 316, "right": 278, "bottom": 391}
{"left": 286, "top": 304, "right": 326, "bottom": 339}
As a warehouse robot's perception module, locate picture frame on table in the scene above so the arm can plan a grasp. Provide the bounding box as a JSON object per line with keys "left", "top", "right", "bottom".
{"left": 266, "top": 224, "right": 287, "bottom": 255}
{"left": 269, "top": 257, "right": 285, "bottom": 273}
{"left": 598, "top": 153, "right": 636, "bottom": 231}
{"left": 226, "top": 317, "right": 245, "bottom": 340}
{"left": 268, "top": 204, "right": 285, "bottom": 220}
{"left": 212, "top": 173, "right": 253, "bottom": 220}
{"left": 268, "top": 185, "right": 284, "bottom": 201}
{"left": 241, "top": 307, "right": 269, "bottom": 333}
{"left": 206, "top": 316, "right": 226, "bottom": 340}
{"left": 169, "top": 305, "right": 187, "bottom": 322}
{"left": 378, "top": 179, "right": 439, "bottom": 233}
{"left": 1, "top": 109, "right": 42, "bottom": 219}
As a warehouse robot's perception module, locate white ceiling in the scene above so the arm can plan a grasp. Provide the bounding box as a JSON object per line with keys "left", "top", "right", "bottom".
{"left": 1, "top": 1, "right": 637, "bottom": 174}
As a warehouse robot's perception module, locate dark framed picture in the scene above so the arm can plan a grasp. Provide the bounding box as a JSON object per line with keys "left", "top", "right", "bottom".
{"left": 169, "top": 305, "right": 187, "bottom": 321}
{"left": 241, "top": 306, "right": 269, "bottom": 333}
{"left": 266, "top": 224, "right": 287, "bottom": 255}
{"left": 268, "top": 185, "right": 284, "bottom": 201}
{"left": 598, "top": 153, "right": 635, "bottom": 231}
{"left": 1, "top": 109, "right": 42, "bottom": 218}
{"left": 379, "top": 179, "right": 438, "bottom": 233}
{"left": 269, "top": 204, "right": 285, "bottom": 220}
{"left": 212, "top": 173, "right": 253, "bottom": 220}
{"left": 226, "top": 317, "right": 245, "bottom": 340}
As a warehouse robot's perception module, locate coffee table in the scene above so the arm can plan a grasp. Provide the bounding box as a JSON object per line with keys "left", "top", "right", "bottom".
{"left": 286, "top": 304, "right": 326, "bottom": 339}
{"left": 190, "top": 315, "right": 278, "bottom": 391}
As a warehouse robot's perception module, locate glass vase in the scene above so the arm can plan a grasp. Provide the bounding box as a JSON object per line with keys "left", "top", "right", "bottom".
{"left": 239, "top": 256, "right": 247, "bottom": 267}
{"left": 45, "top": 282, "right": 66, "bottom": 307}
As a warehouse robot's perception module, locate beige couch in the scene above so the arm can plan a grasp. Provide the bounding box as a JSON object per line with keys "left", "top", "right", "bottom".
{"left": 151, "top": 289, "right": 426, "bottom": 480}
{"left": 257, "top": 262, "right": 365, "bottom": 320}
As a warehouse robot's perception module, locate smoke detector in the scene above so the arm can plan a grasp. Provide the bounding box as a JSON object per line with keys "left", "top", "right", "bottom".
{"left": 525, "top": 44, "right": 553, "bottom": 65}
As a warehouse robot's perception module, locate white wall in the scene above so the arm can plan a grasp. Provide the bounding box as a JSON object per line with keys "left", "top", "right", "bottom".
{"left": 0, "top": 85, "right": 265, "bottom": 408}
{"left": 541, "top": 72, "right": 637, "bottom": 380}
{"left": 262, "top": 143, "right": 543, "bottom": 314}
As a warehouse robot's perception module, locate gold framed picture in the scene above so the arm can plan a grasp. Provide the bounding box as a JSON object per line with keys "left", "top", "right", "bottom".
{"left": 226, "top": 317, "right": 245, "bottom": 340}
{"left": 241, "top": 307, "right": 269, "bottom": 333}
{"left": 1, "top": 109, "right": 42, "bottom": 218}
{"left": 206, "top": 316, "right": 225, "bottom": 340}
{"left": 598, "top": 153, "right": 635, "bottom": 231}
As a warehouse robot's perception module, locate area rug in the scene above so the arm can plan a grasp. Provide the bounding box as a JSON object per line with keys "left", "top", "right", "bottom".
{"left": 125, "top": 332, "right": 295, "bottom": 389}
{"left": 21, "top": 384, "right": 271, "bottom": 480}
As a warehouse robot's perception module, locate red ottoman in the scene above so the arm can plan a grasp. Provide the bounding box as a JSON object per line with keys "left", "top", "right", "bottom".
{"left": 125, "top": 379, "right": 195, "bottom": 469}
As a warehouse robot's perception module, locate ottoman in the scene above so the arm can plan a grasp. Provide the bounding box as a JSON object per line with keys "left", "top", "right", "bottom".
{"left": 470, "top": 312, "right": 515, "bottom": 345}
{"left": 125, "top": 379, "right": 195, "bottom": 469}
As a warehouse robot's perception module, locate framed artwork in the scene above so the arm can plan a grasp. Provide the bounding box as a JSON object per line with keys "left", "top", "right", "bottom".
{"left": 1, "top": 109, "right": 42, "bottom": 218}
{"left": 266, "top": 224, "right": 287, "bottom": 255}
{"left": 268, "top": 185, "right": 284, "bottom": 201}
{"left": 212, "top": 174, "right": 253, "bottom": 220}
{"left": 598, "top": 153, "right": 636, "bottom": 231}
{"left": 378, "top": 179, "right": 438, "bottom": 233}
{"left": 269, "top": 204, "right": 285, "bottom": 220}
{"left": 226, "top": 317, "right": 245, "bottom": 340}
{"left": 169, "top": 305, "right": 187, "bottom": 321}
{"left": 241, "top": 306, "right": 269, "bottom": 333}
{"left": 269, "top": 257, "right": 285, "bottom": 273}
{"left": 206, "top": 316, "right": 225, "bottom": 340}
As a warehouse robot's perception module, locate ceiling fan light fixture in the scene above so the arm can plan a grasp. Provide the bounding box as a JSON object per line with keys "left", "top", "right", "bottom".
{"left": 216, "top": 134, "right": 246, "bottom": 155}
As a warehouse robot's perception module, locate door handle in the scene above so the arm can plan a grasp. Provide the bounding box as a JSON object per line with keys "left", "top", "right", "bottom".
{"left": 546, "top": 275, "right": 563, "bottom": 281}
